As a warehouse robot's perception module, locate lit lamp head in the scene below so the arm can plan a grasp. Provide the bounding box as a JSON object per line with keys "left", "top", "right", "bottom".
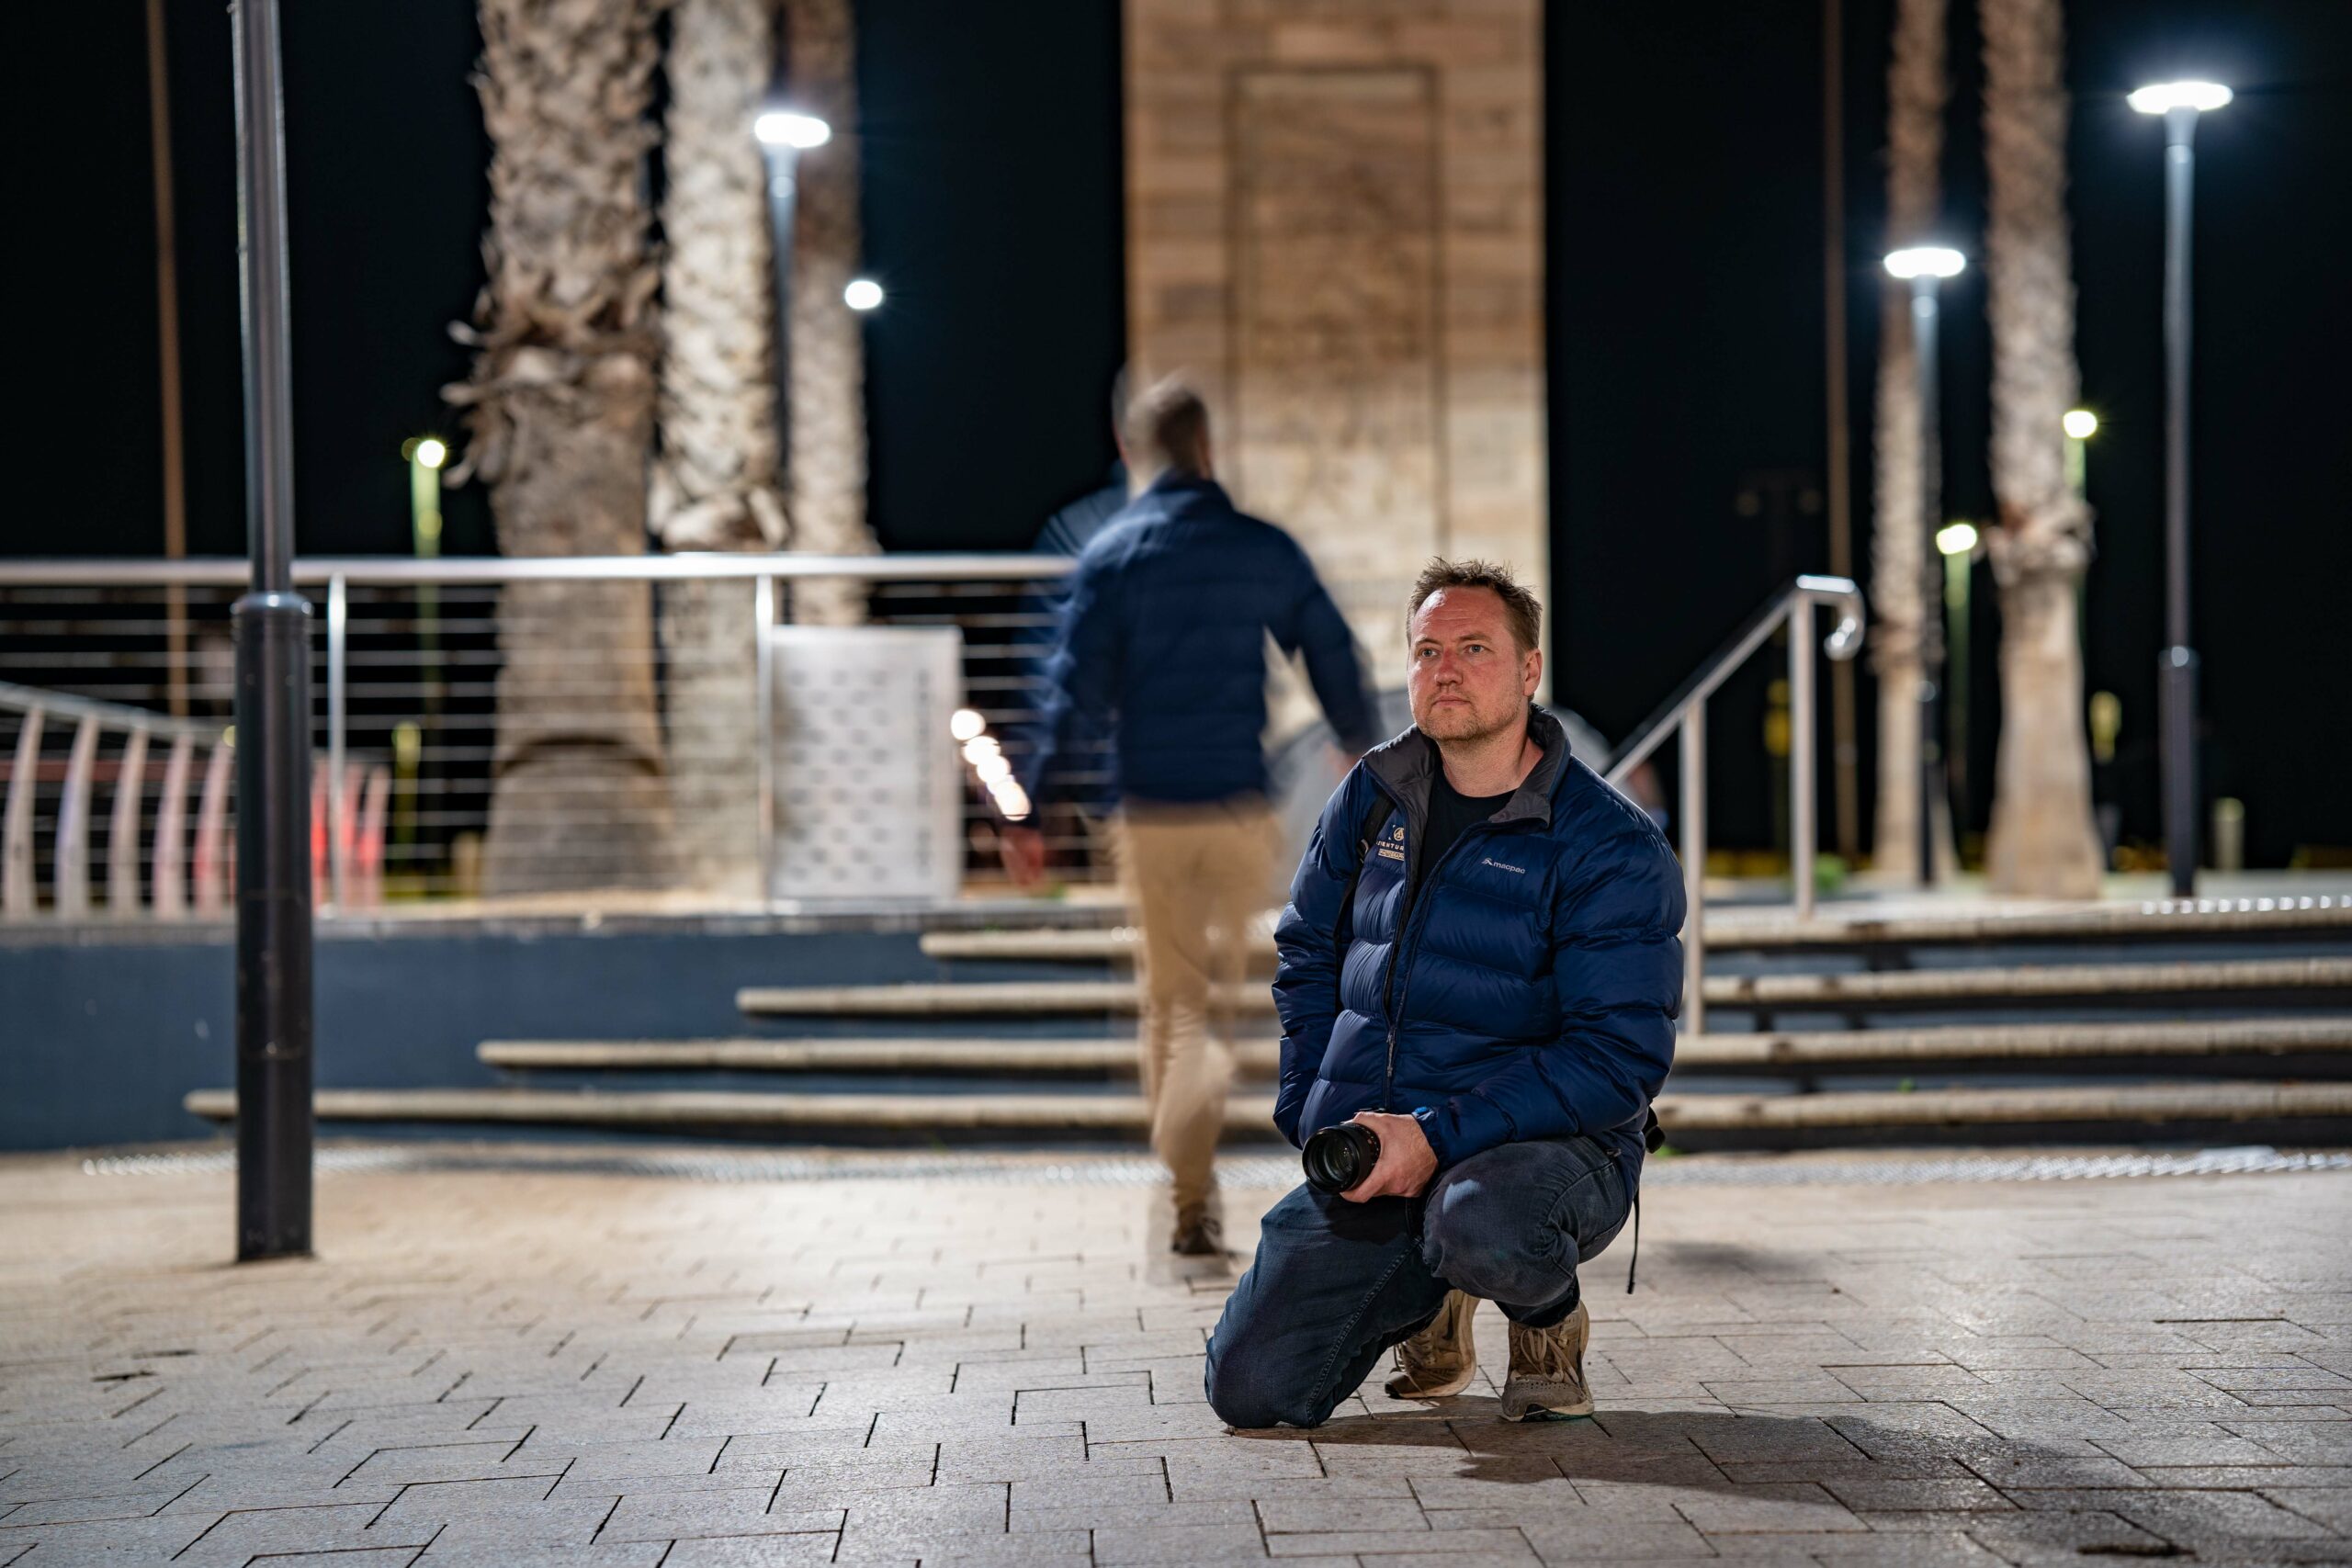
{"left": 1935, "top": 521, "right": 1980, "bottom": 558}
{"left": 2128, "top": 81, "right": 2232, "bottom": 115}
{"left": 412, "top": 437, "right": 448, "bottom": 471}
{"left": 1884, "top": 247, "right": 1967, "bottom": 281}
{"left": 2063, "top": 410, "right": 2099, "bottom": 440}
{"left": 754, "top": 109, "right": 832, "bottom": 149}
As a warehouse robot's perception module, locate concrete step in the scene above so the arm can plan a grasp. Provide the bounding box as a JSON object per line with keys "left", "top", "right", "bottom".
{"left": 919, "top": 899, "right": 2352, "bottom": 963}
{"left": 1658, "top": 1080, "right": 2352, "bottom": 1131}
{"left": 184, "top": 1079, "right": 2352, "bottom": 1135}
{"left": 736, "top": 979, "right": 1247, "bottom": 1017}
{"left": 481, "top": 1016, "right": 2352, "bottom": 1077}
{"left": 1675, "top": 1015, "right": 2352, "bottom": 1067}
{"left": 183, "top": 1087, "right": 1277, "bottom": 1133}
{"left": 739, "top": 957, "right": 2352, "bottom": 1018}
{"left": 481, "top": 1036, "right": 1266, "bottom": 1075}
{"left": 1711, "top": 955, "right": 2352, "bottom": 1008}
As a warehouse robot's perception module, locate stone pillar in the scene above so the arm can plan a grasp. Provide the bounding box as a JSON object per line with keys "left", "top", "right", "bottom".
{"left": 1125, "top": 0, "right": 1547, "bottom": 696}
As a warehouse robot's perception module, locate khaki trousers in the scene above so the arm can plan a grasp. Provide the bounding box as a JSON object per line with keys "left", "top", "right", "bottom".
{"left": 1116, "top": 799, "right": 1277, "bottom": 1213}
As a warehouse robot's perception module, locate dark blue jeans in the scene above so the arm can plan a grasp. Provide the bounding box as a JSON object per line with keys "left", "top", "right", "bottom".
{"left": 1204, "top": 1134, "right": 1631, "bottom": 1429}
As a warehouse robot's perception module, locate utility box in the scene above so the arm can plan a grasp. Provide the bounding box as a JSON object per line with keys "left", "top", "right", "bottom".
{"left": 763, "top": 626, "right": 964, "bottom": 904}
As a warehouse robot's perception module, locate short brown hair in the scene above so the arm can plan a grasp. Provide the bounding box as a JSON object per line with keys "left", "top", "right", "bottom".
{"left": 1409, "top": 558, "right": 1543, "bottom": 654}
{"left": 1121, "top": 375, "right": 1212, "bottom": 479}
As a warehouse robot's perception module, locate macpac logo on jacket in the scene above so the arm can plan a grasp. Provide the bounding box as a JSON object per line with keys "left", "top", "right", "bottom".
{"left": 1270, "top": 707, "right": 1685, "bottom": 1190}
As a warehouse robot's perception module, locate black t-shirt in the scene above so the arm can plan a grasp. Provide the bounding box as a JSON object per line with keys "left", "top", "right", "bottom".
{"left": 1417, "top": 766, "right": 1513, "bottom": 885}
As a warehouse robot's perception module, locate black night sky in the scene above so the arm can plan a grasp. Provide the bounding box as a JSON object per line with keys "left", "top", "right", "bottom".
{"left": 11, "top": 0, "right": 2349, "bottom": 863}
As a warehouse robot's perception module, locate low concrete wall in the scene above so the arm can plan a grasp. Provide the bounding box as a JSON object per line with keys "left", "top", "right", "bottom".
{"left": 0, "top": 920, "right": 945, "bottom": 1152}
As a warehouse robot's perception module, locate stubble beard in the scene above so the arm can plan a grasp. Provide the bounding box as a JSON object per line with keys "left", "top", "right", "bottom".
{"left": 1415, "top": 692, "right": 1524, "bottom": 747}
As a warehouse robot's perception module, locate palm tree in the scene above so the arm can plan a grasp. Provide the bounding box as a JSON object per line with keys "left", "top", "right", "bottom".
{"left": 449, "top": 0, "right": 676, "bottom": 894}
{"left": 652, "top": 0, "right": 790, "bottom": 896}
{"left": 1979, "top": 0, "right": 2102, "bottom": 896}
{"left": 782, "top": 0, "right": 877, "bottom": 626}
{"left": 1870, "top": 0, "right": 1957, "bottom": 881}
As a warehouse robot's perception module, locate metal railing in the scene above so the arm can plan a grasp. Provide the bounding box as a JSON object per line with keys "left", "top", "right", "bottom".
{"left": 0, "top": 555, "right": 1089, "bottom": 915}
{"left": 4, "top": 557, "right": 1864, "bottom": 951}
{"left": 1, "top": 680, "right": 230, "bottom": 919}
{"left": 1603, "top": 575, "right": 1866, "bottom": 1034}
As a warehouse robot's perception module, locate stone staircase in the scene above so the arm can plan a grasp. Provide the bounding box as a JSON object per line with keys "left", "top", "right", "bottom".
{"left": 187, "top": 898, "right": 2352, "bottom": 1149}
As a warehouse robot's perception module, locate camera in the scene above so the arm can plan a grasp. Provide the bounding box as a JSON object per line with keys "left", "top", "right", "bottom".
{"left": 1302, "top": 1122, "right": 1382, "bottom": 1194}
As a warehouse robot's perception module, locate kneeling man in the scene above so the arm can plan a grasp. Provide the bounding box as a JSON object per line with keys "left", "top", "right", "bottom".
{"left": 1204, "top": 559, "right": 1683, "bottom": 1427}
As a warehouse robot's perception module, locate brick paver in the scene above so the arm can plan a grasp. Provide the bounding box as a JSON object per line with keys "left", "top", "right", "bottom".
{"left": 2, "top": 1148, "right": 2346, "bottom": 1566}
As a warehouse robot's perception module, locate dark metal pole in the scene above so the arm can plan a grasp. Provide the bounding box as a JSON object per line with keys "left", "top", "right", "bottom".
{"left": 231, "top": 0, "right": 313, "bottom": 1260}
{"left": 1911, "top": 274, "right": 1944, "bottom": 887}
{"left": 1822, "top": 0, "right": 1860, "bottom": 865}
{"left": 2159, "top": 106, "right": 2200, "bottom": 897}
{"left": 763, "top": 144, "right": 798, "bottom": 485}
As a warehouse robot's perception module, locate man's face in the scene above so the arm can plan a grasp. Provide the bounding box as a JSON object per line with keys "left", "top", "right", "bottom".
{"left": 1407, "top": 586, "right": 1542, "bottom": 743}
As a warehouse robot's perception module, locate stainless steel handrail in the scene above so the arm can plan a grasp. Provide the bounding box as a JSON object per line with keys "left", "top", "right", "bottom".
{"left": 0, "top": 680, "right": 227, "bottom": 743}
{"left": 1, "top": 679, "right": 232, "bottom": 919}
{"left": 0, "top": 553, "right": 1077, "bottom": 587}
{"left": 1603, "top": 575, "right": 1865, "bottom": 1034}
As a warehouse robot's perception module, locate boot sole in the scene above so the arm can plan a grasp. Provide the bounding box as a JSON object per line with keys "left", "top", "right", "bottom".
{"left": 1383, "top": 1366, "right": 1477, "bottom": 1401}
{"left": 1505, "top": 1401, "right": 1599, "bottom": 1429}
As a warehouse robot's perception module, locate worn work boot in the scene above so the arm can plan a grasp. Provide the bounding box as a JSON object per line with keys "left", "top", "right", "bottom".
{"left": 1499, "top": 1300, "right": 1593, "bottom": 1421}
{"left": 1385, "top": 1290, "right": 1478, "bottom": 1400}
{"left": 1170, "top": 1202, "right": 1223, "bottom": 1257}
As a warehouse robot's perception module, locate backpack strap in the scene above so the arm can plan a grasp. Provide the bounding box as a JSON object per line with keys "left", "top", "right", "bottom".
{"left": 1627, "top": 1108, "right": 1664, "bottom": 1294}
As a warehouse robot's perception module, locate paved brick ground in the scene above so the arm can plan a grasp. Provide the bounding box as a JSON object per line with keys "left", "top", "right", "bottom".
{"left": 2, "top": 1147, "right": 2347, "bottom": 1566}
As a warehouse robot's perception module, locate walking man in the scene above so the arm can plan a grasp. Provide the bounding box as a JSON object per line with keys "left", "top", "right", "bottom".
{"left": 1203, "top": 559, "right": 1683, "bottom": 1424}
{"left": 1003, "top": 376, "right": 1378, "bottom": 1255}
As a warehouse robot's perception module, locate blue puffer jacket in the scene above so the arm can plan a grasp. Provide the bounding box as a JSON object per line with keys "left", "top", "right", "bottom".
{"left": 1272, "top": 707, "right": 1685, "bottom": 1189}
{"left": 1018, "top": 473, "right": 1377, "bottom": 807}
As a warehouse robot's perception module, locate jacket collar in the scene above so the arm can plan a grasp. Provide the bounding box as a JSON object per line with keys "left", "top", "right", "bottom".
{"left": 1135, "top": 470, "right": 1227, "bottom": 513}
{"left": 1363, "top": 705, "right": 1570, "bottom": 829}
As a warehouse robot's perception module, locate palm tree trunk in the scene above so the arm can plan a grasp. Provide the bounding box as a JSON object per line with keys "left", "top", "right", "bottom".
{"left": 452, "top": 0, "right": 676, "bottom": 895}
{"left": 1980, "top": 0, "right": 2102, "bottom": 897}
{"left": 653, "top": 0, "right": 790, "bottom": 896}
{"left": 1870, "top": 0, "right": 1957, "bottom": 882}
{"left": 783, "top": 0, "right": 877, "bottom": 626}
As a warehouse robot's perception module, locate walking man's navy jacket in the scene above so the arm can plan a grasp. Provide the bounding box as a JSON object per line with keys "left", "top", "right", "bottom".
{"left": 1018, "top": 473, "right": 1377, "bottom": 807}
{"left": 1272, "top": 708, "right": 1685, "bottom": 1190}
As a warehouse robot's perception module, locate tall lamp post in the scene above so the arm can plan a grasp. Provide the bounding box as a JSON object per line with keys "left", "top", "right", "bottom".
{"left": 754, "top": 107, "right": 831, "bottom": 474}
{"left": 1935, "top": 520, "right": 1979, "bottom": 831}
{"left": 1885, "top": 245, "right": 1966, "bottom": 886}
{"left": 230, "top": 0, "right": 312, "bottom": 1260}
{"left": 2063, "top": 406, "right": 2098, "bottom": 497}
{"left": 2131, "top": 79, "right": 2230, "bottom": 897}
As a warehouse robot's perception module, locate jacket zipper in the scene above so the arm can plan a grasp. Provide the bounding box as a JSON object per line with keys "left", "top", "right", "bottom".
{"left": 1379, "top": 815, "right": 1517, "bottom": 1111}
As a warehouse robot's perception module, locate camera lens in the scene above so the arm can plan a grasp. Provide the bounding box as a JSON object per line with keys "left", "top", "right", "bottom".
{"left": 1302, "top": 1123, "right": 1382, "bottom": 1194}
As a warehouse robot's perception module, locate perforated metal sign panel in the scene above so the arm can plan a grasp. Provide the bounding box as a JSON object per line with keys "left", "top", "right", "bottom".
{"left": 763, "top": 626, "right": 963, "bottom": 903}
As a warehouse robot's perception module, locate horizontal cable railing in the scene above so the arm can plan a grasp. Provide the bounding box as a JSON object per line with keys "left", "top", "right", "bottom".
{"left": 6, "top": 555, "right": 1826, "bottom": 929}
{"left": 0, "top": 555, "right": 1140, "bottom": 918}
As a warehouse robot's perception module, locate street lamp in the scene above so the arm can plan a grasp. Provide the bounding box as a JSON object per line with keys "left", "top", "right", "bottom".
{"left": 401, "top": 435, "right": 448, "bottom": 720}
{"left": 843, "top": 277, "right": 884, "bottom": 311}
{"left": 2063, "top": 407, "right": 2097, "bottom": 495}
{"left": 230, "top": 0, "right": 312, "bottom": 1260}
{"left": 1937, "top": 521, "right": 1979, "bottom": 829}
{"left": 1885, "top": 245, "right": 1966, "bottom": 886}
{"left": 755, "top": 105, "right": 831, "bottom": 472}
{"left": 754, "top": 110, "right": 831, "bottom": 149}
{"left": 2132, "top": 79, "right": 2228, "bottom": 897}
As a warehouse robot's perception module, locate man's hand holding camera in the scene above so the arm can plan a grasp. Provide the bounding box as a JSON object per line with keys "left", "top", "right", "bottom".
{"left": 1340, "top": 1111, "right": 1437, "bottom": 1201}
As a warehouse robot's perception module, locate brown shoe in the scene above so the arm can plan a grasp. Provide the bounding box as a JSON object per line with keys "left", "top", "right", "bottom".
{"left": 1500, "top": 1300, "right": 1593, "bottom": 1420}
{"left": 1385, "top": 1290, "right": 1478, "bottom": 1400}
{"left": 1170, "top": 1204, "right": 1223, "bottom": 1257}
